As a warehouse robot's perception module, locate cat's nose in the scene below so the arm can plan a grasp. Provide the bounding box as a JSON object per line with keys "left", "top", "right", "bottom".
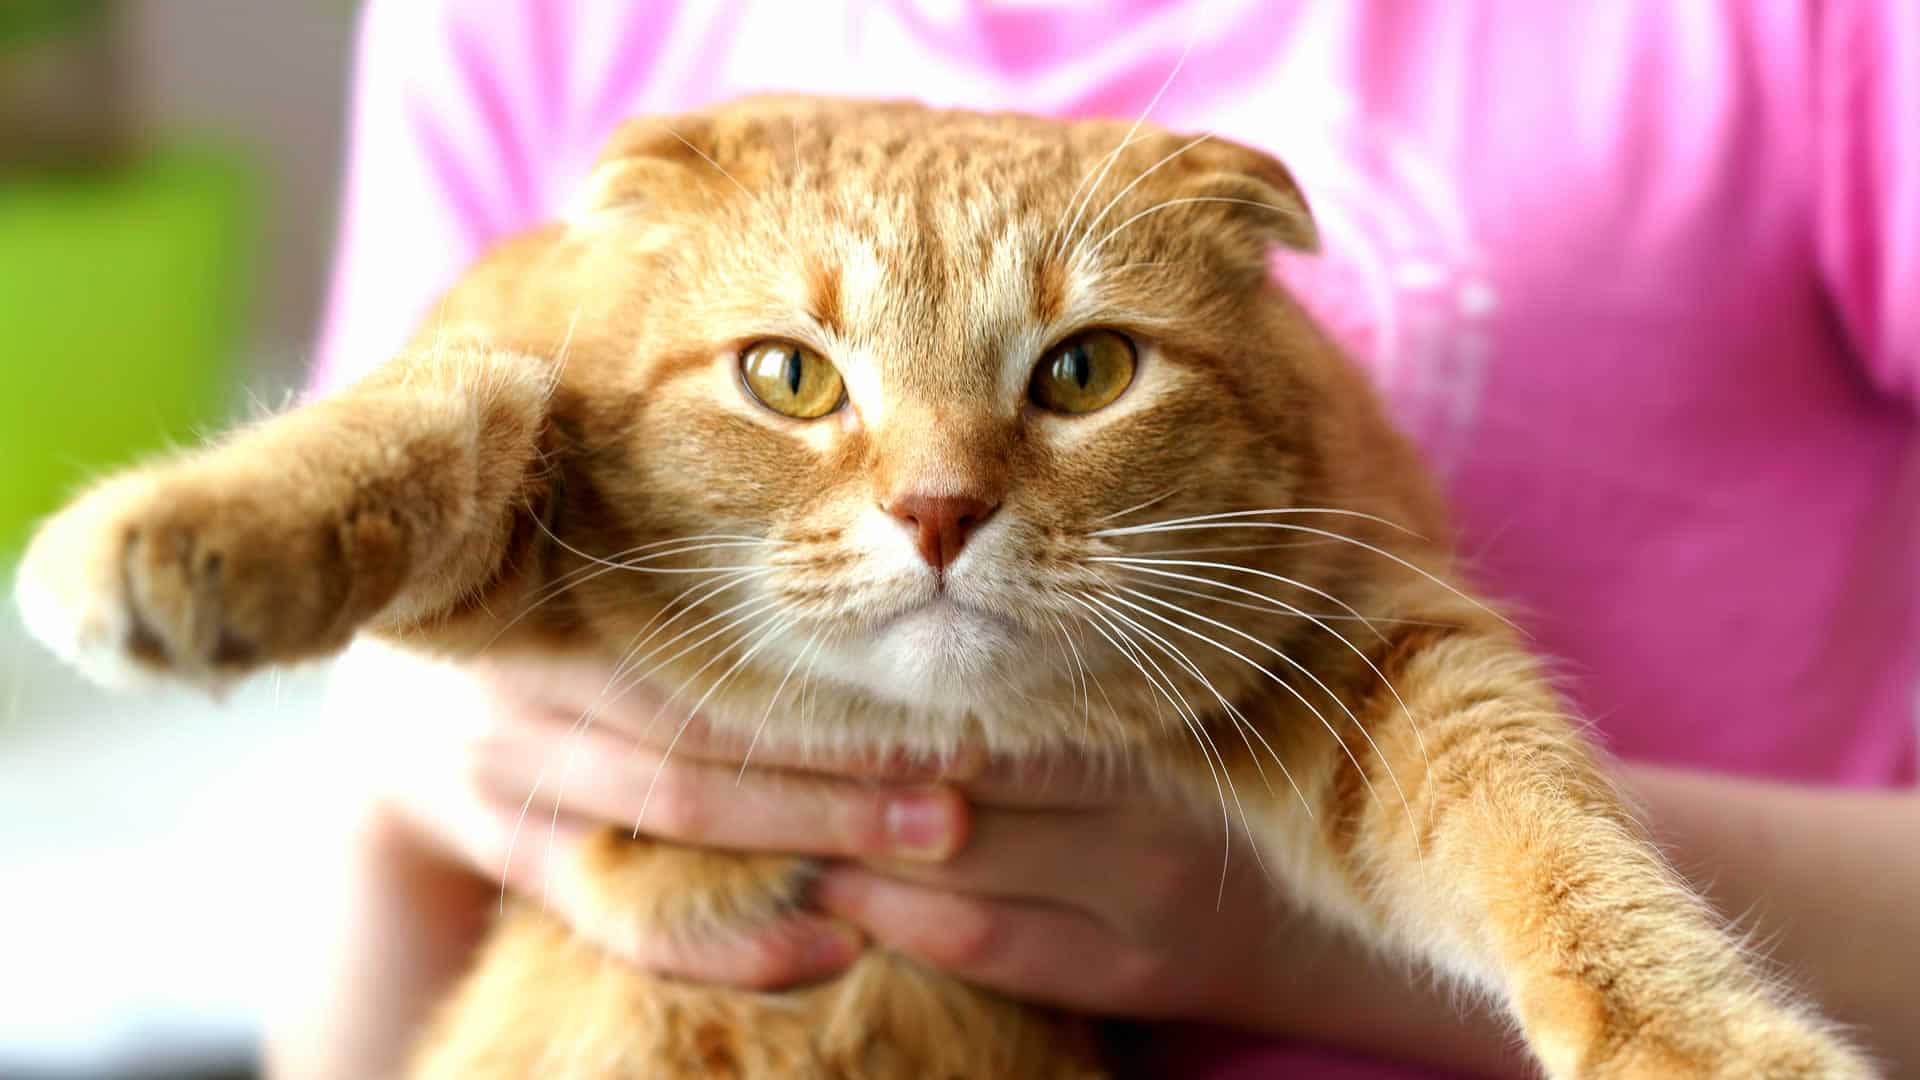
{"left": 885, "top": 494, "right": 1000, "bottom": 572}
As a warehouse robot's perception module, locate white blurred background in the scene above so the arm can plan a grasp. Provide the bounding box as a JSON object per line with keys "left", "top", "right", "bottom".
{"left": 3, "top": 5, "right": 358, "bottom": 1078}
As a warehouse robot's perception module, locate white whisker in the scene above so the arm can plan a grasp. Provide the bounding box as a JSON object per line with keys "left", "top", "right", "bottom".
{"left": 1059, "top": 609, "right": 1121, "bottom": 729}
{"left": 1082, "top": 594, "right": 1309, "bottom": 834}
{"left": 1103, "top": 587, "right": 1424, "bottom": 864}
{"left": 1100, "top": 523, "right": 1513, "bottom": 631}
{"left": 679, "top": 616, "right": 794, "bottom": 741}
{"left": 1087, "top": 195, "right": 1315, "bottom": 263}
{"left": 536, "top": 535, "right": 775, "bottom": 595}
{"left": 520, "top": 577, "right": 777, "bottom": 902}
{"left": 1124, "top": 576, "right": 1446, "bottom": 629}
{"left": 797, "top": 625, "right": 832, "bottom": 750}
{"left": 528, "top": 507, "right": 775, "bottom": 579}
{"left": 1067, "top": 595, "right": 1238, "bottom": 906}
{"left": 1045, "top": 611, "right": 1093, "bottom": 734}
{"left": 601, "top": 575, "right": 776, "bottom": 689}
{"left": 611, "top": 596, "right": 785, "bottom": 701}
{"left": 501, "top": 768, "right": 548, "bottom": 914}
{"left": 1048, "top": 132, "right": 1151, "bottom": 261}
{"left": 1092, "top": 506, "right": 1420, "bottom": 539}
{"left": 1098, "top": 259, "right": 1186, "bottom": 276}
{"left": 1089, "top": 486, "right": 1183, "bottom": 525}
{"left": 493, "top": 545, "right": 767, "bottom": 644}
{"left": 631, "top": 609, "right": 789, "bottom": 835}
{"left": 621, "top": 566, "right": 767, "bottom": 644}
{"left": 1069, "top": 132, "right": 1213, "bottom": 267}
{"left": 656, "top": 123, "right": 807, "bottom": 267}
{"left": 1111, "top": 568, "right": 1436, "bottom": 784}
{"left": 737, "top": 628, "right": 829, "bottom": 783}
{"left": 1094, "top": 555, "right": 1388, "bottom": 643}
{"left": 1127, "top": 541, "right": 1341, "bottom": 558}
{"left": 484, "top": 516, "right": 776, "bottom": 648}
{"left": 550, "top": 304, "right": 584, "bottom": 379}
{"left": 1051, "top": 32, "right": 1197, "bottom": 262}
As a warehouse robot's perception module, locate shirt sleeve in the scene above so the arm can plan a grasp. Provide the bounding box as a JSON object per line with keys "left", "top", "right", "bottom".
{"left": 312, "top": 0, "right": 638, "bottom": 393}
{"left": 1815, "top": 0, "right": 1920, "bottom": 405}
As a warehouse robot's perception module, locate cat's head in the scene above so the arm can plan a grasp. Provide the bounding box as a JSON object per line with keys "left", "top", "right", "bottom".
{"left": 472, "top": 97, "right": 1444, "bottom": 750}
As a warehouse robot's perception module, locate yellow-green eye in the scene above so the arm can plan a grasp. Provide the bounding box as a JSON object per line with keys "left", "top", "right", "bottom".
{"left": 740, "top": 340, "right": 845, "bottom": 419}
{"left": 1029, "top": 329, "right": 1137, "bottom": 414}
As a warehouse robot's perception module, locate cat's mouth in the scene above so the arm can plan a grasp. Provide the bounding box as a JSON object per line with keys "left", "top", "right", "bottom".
{"left": 865, "top": 592, "right": 1024, "bottom": 665}
{"left": 872, "top": 595, "right": 1012, "bottom": 636}
{"left": 832, "top": 593, "right": 1030, "bottom": 706}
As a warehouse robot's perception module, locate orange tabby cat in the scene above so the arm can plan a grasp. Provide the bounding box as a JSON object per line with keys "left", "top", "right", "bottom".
{"left": 16, "top": 97, "right": 1873, "bottom": 1078}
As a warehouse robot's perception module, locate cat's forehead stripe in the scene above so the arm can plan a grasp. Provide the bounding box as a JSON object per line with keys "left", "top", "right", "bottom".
{"left": 836, "top": 241, "right": 890, "bottom": 340}
{"left": 809, "top": 218, "right": 1126, "bottom": 417}
{"left": 805, "top": 261, "right": 843, "bottom": 338}
{"left": 1032, "top": 256, "right": 1067, "bottom": 326}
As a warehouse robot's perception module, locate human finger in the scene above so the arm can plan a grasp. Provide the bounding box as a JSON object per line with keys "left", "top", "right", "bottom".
{"left": 864, "top": 805, "right": 1200, "bottom": 930}
{"left": 466, "top": 708, "right": 969, "bottom": 861}
{"left": 812, "top": 867, "right": 1167, "bottom": 1014}
{"left": 399, "top": 781, "right": 865, "bottom": 990}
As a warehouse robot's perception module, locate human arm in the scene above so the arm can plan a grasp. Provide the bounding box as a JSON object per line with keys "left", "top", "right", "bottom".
{"left": 1610, "top": 766, "right": 1920, "bottom": 1070}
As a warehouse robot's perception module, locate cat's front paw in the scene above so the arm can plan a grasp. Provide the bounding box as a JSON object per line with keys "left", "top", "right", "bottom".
{"left": 14, "top": 468, "right": 361, "bottom": 689}
{"left": 559, "top": 830, "right": 837, "bottom": 984}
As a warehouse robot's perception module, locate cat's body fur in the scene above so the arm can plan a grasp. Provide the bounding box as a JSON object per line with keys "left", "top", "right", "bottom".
{"left": 17, "top": 98, "right": 1874, "bottom": 1078}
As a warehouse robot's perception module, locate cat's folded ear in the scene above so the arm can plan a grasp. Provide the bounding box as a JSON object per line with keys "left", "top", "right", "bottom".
{"left": 566, "top": 97, "right": 833, "bottom": 221}
{"left": 566, "top": 115, "right": 737, "bottom": 220}
{"left": 1176, "top": 136, "right": 1321, "bottom": 256}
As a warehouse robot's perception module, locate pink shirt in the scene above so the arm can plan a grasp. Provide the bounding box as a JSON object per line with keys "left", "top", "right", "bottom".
{"left": 317, "top": 3, "right": 1920, "bottom": 1076}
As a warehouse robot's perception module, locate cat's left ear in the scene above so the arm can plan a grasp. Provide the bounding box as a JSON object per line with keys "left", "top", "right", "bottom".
{"left": 1180, "top": 137, "right": 1321, "bottom": 255}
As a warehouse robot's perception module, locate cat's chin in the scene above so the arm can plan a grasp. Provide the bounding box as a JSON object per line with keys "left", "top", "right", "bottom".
{"left": 821, "top": 596, "right": 1034, "bottom": 710}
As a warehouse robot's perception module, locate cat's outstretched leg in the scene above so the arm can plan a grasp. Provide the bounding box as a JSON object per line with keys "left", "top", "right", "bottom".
{"left": 1256, "top": 620, "right": 1877, "bottom": 1080}
{"left": 14, "top": 344, "right": 553, "bottom": 689}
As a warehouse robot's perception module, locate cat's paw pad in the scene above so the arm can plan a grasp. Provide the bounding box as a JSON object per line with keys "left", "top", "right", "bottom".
{"left": 14, "top": 472, "right": 345, "bottom": 690}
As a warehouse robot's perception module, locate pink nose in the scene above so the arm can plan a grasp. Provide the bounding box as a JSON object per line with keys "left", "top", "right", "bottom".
{"left": 885, "top": 494, "right": 999, "bottom": 571}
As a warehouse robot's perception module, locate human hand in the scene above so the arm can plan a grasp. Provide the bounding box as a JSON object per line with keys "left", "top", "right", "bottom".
{"left": 337, "top": 638, "right": 1336, "bottom": 1022}
{"left": 292, "top": 640, "right": 1522, "bottom": 1079}
{"left": 337, "top": 638, "right": 979, "bottom": 990}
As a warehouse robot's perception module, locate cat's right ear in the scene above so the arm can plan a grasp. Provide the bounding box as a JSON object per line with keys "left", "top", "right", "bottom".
{"left": 564, "top": 116, "right": 729, "bottom": 222}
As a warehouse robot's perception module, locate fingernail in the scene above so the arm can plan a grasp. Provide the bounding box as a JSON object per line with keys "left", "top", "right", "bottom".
{"left": 807, "top": 920, "right": 864, "bottom": 970}
{"left": 885, "top": 790, "right": 956, "bottom": 860}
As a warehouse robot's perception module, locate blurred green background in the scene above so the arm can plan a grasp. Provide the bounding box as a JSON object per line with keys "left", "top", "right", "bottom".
{"left": 2, "top": 5, "right": 359, "bottom": 1079}
{"left": 0, "top": 147, "right": 255, "bottom": 552}
{"left": 1, "top": 0, "right": 348, "bottom": 557}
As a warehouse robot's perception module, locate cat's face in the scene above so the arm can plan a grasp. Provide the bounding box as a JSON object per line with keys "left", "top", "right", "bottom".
{"left": 526, "top": 99, "right": 1435, "bottom": 742}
